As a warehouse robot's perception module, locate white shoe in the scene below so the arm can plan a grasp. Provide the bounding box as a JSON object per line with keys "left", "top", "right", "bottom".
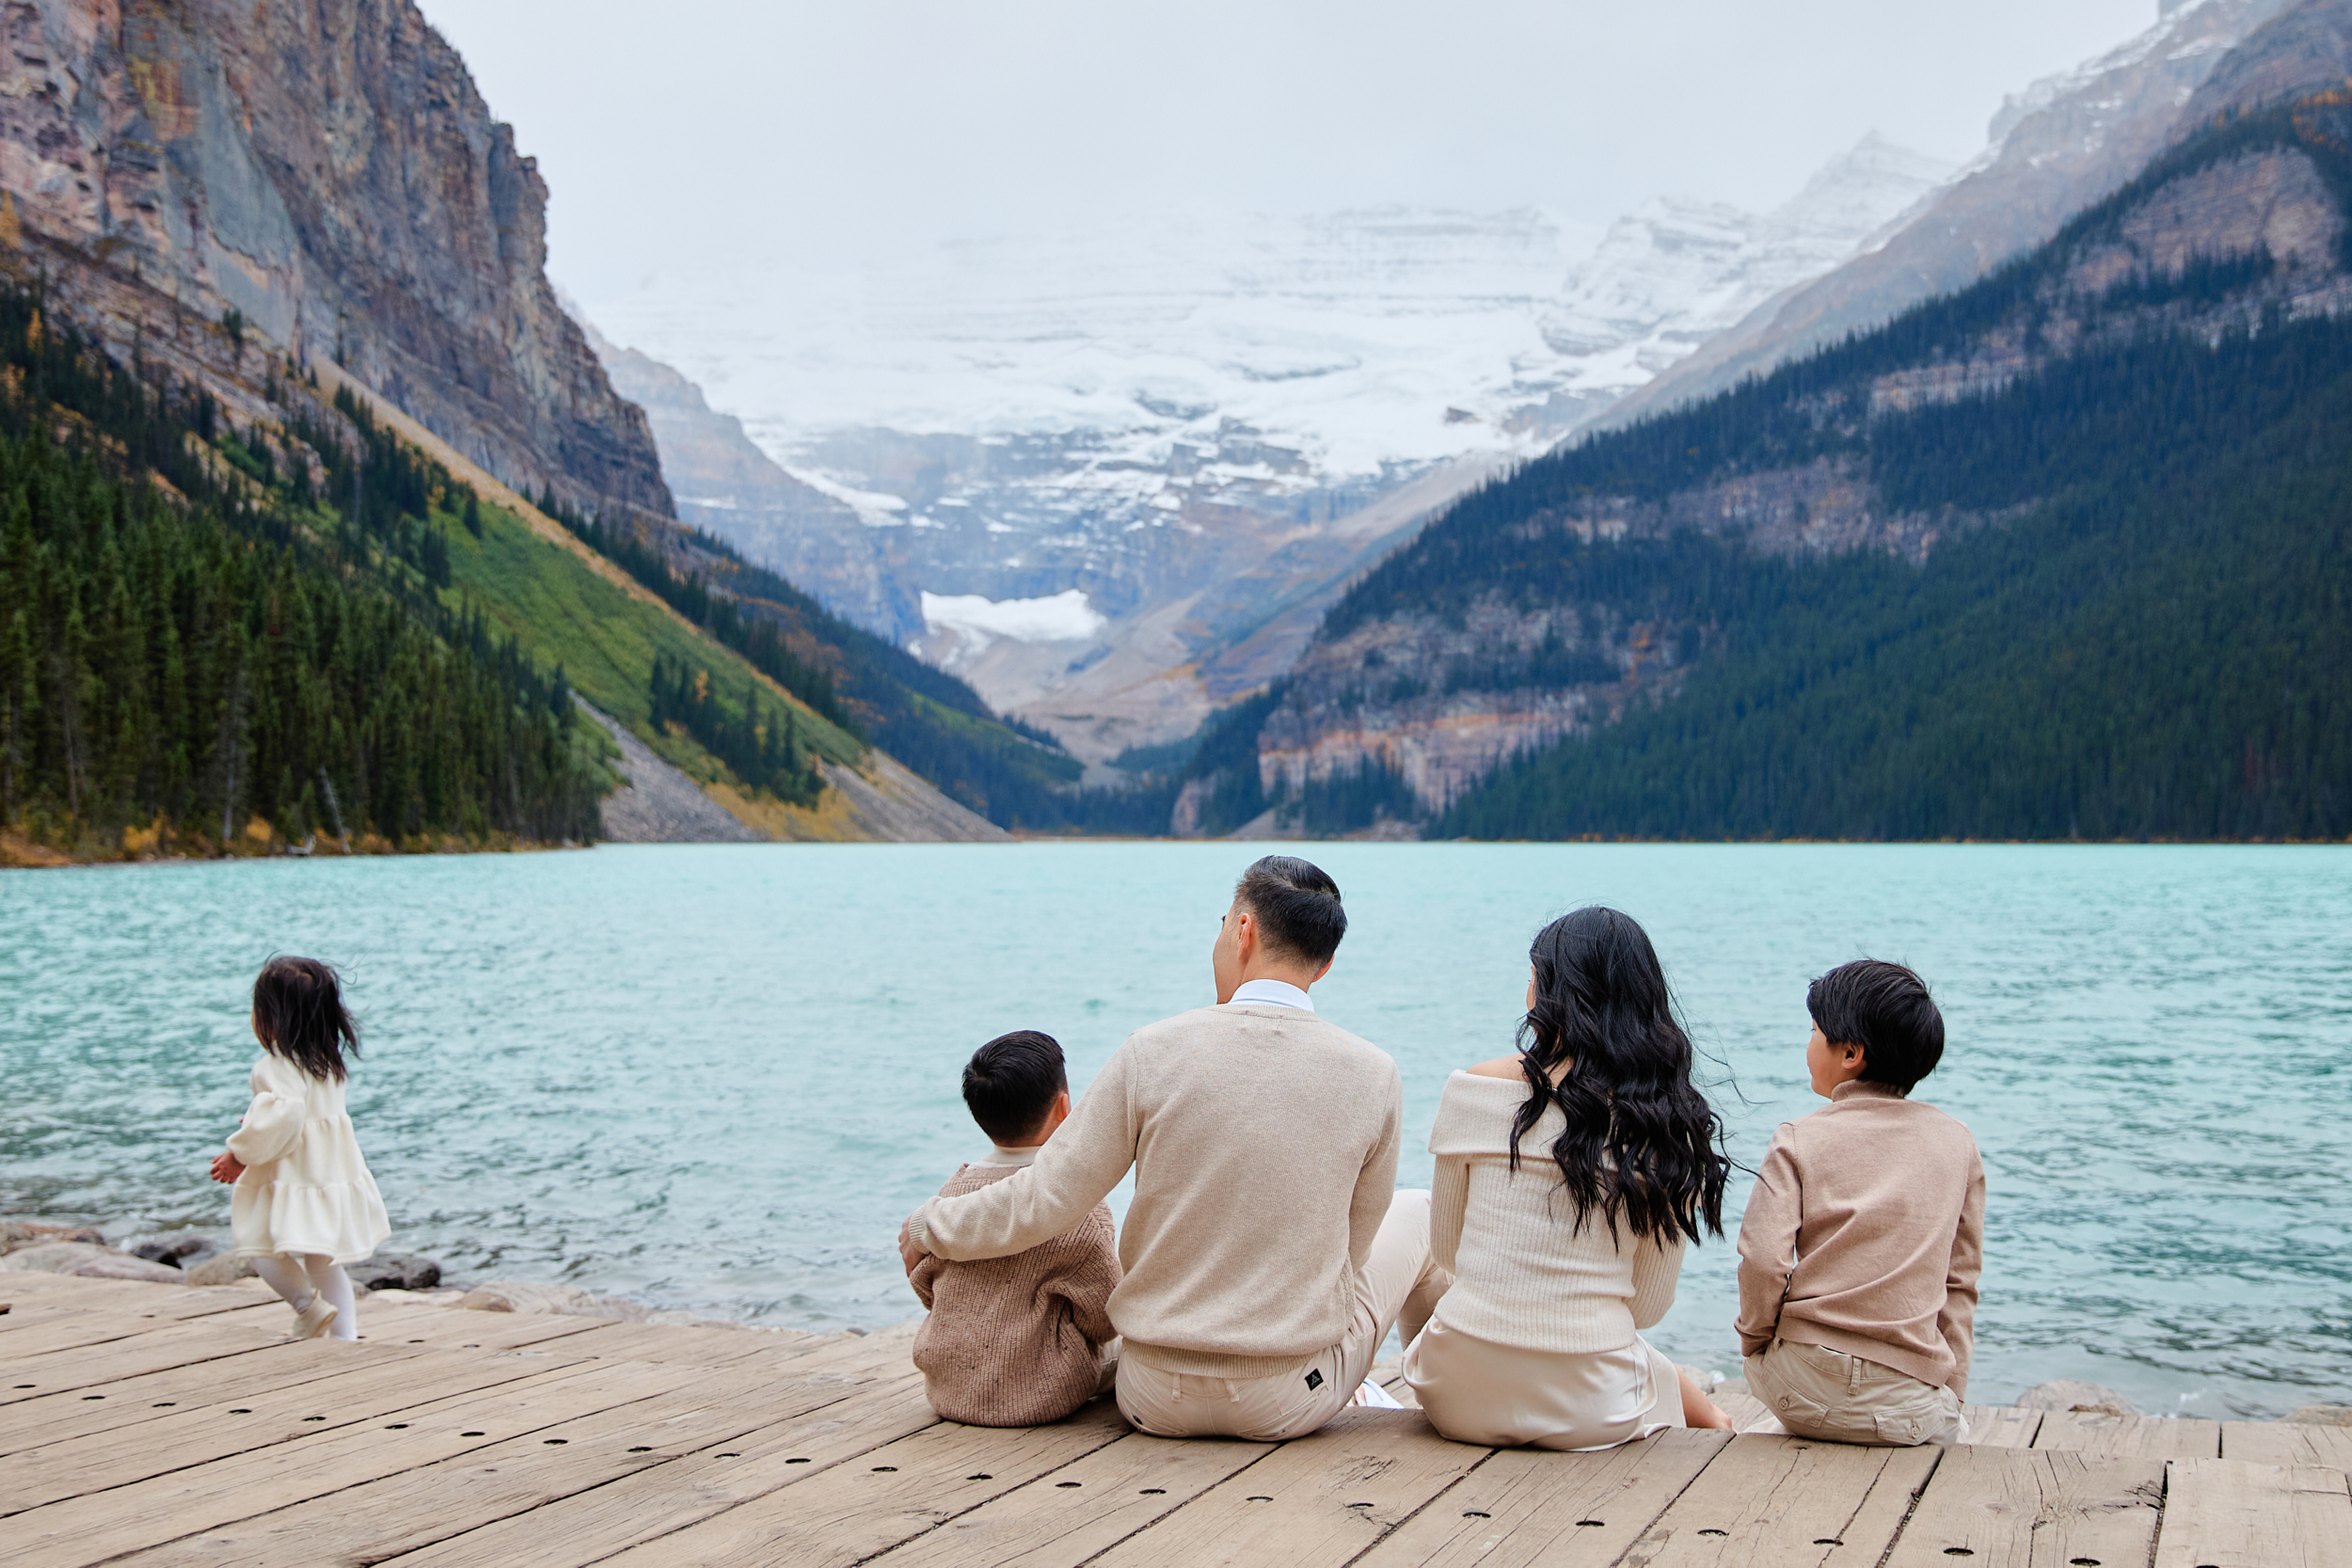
{"left": 291, "top": 1295, "right": 339, "bottom": 1340}
{"left": 1351, "top": 1380, "right": 1405, "bottom": 1409}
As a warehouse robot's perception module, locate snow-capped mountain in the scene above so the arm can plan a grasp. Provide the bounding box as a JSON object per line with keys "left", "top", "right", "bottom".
{"left": 1605, "top": 0, "right": 2296, "bottom": 426}
{"left": 582, "top": 134, "right": 1950, "bottom": 760}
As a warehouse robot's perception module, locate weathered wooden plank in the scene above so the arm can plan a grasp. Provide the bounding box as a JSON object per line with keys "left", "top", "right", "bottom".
{"left": 1, "top": 1359, "right": 663, "bottom": 1568}
{"left": 0, "top": 1274, "right": 187, "bottom": 1308}
{"left": 1356, "top": 1428, "right": 1730, "bottom": 1568}
{"left": 1882, "top": 1445, "right": 2164, "bottom": 1568}
{"left": 120, "top": 1286, "right": 291, "bottom": 1320}
{"left": 2153, "top": 1457, "right": 2352, "bottom": 1568}
{"left": 2222, "top": 1418, "right": 2352, "bottom": 1468}
{"left": 0, "top": 1316, "right": 289, "bottom": 1403}
{"left": 1812, "top": 1442, "right": 1946, "bottom": 1568}
{"left": 1962, "top": 1405, "right": 2042, "bottom": 1448}
{"left": 589, "top": 1398, "right": 1129, "bottom": 1568}
{"left": 0, "top": 1343, "right": 597, "bottom": 1514}
{"left": 541, "top": 1320, "right": 834, "bottom": 1366}
{"left": 352, "top": 1304, "right": 623, "bottom": 1351}
{"left": 1716, "top": 1386, "right": 1772, "bottom": 1432}
{"left": 0, "top": 1308, "right": 204, "bottom": 1358}
{"left": 749, "top": 1321, "right": 923, "bottom": 1381}
{"left": 1089, "top": 1409, "right": 1488, "bottom": 1568}
{"left": 1626, "top": 1433, "right": 1939, "bottom": 1567}
{"left": 101, "top": 1358, "right": 899, "bottom": 1567}
{"left": 2032, "top": 1410, "right": 2221, "bottom": 1459}
{"left": 1, "top": 1275, "right": 282, "bottom": 1320}
{"left": 865, "top": 1427, "right": 1279, "bottom": 1568}
{"left": 0, "top": 1305, "right": 115, "bottom": 1336}
{"left": 0, "top": 1338, "right": 431, "bottom": 1458}
{"left": 382, "top": 1371, "right": 937, "bottom": 1568}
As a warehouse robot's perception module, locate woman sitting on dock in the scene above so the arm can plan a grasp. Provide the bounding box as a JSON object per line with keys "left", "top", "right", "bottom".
{"left": 1402, "top": 906, "right": 1737, "bottom": 1448}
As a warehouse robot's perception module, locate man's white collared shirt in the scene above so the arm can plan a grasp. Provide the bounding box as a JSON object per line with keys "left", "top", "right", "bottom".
{"left": 1229, "top": 978, "right": 1315, "bottom": 1013}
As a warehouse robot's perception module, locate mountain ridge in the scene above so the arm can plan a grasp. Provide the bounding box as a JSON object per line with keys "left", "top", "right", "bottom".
{"left": 1597, "top": 0, "right": 2298, "bottom": 431}
{"left": 585, "top": 136, "right": 1951, "bottom": 764}
{"left": 1171, "top": 81, "right": 2352, "bottom": 841}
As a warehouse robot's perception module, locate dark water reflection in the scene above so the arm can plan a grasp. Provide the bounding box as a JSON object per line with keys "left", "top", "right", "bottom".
{"left": 4, "top": 842, "right": 2345, "bottom": 1418}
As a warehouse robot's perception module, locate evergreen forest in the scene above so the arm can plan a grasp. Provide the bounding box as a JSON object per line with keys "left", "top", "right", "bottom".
{"left": 1302, "top": 97, "right": 2352, "bottom": 842}
{"left": 0, "top": 289, "right": 606, "bottom": 857}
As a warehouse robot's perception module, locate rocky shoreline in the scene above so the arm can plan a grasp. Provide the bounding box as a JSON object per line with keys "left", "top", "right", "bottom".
{"left": 0, "top": 1218, "right": 810, "bottom": 1338}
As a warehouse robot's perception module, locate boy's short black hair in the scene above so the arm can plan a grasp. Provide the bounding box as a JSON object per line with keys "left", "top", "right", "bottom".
{"left": 1807, "top": 959, "right": 1945, "bottom": 1093}
{"left": 1233, "top": 855, "right": 1346, "bottom": 965}
{"left": 961, "top": 1030, "right": 1069, "bottom": 1145}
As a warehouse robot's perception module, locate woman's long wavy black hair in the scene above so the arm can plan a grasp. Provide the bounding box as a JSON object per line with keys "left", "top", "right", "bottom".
{"left": 1508, "top": 907, "right": 1730, "bottom": 1243}
{"left": 251, "top": 955, "right": 359, "bottom": 1084}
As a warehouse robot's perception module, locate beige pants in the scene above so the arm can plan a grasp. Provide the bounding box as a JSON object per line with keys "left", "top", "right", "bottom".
{"left": 1744, "top": 1338, "right": 1967, "bottom": 1446}
{"left": 1115, "top": 1190, "right": 1449, "bottom": 1441}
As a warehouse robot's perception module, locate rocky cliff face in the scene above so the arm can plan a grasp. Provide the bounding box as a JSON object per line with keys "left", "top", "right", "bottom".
{"left": 1602, "top": 0, "right": 2296, "bottom": 428}
{"left": 0, "top": 0, "right": 668, "bottom": 519}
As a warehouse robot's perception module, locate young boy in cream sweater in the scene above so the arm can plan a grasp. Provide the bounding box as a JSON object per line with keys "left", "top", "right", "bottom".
{"left": 909, "top": 1030, "right": 1120, "bottom": 1426}
{"left": 1736, "top": 960, "right": 1984, "bottom": 1446}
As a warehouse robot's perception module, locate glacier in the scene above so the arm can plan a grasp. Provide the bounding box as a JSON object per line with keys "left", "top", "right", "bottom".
{"left": 580, "top": 133, "right": 1953, "bottom": 758}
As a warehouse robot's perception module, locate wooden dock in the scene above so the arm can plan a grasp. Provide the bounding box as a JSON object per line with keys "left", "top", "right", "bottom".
{"left": 2, "top": 1271, "right": 2345, "bottom": 1567}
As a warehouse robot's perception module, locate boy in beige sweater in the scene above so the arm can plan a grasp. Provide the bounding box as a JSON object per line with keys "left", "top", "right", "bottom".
{"left": 910, "top": 1030, "right": 1120, "bottom": 1426}
{"left": 1737, "top": 959, "right": 1984, "bottom": 1446}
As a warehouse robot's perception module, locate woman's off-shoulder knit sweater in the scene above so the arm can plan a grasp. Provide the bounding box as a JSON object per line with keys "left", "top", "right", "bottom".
{"left": 1427, "top": 1070, "right": 1683, "bottom": 1353}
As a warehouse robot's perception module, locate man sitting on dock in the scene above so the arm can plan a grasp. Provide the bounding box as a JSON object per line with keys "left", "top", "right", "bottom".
{"left": 899, "top": 854, "right": 1445, "bottom": 1440}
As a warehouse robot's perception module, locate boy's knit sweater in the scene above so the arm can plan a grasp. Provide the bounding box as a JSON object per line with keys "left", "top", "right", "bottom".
{"left": 1735, "top": 1081, "right": 1984, "bottom": 1395}
{"left": 909, "top": 1147, "right": 1120, "bottom": 1426}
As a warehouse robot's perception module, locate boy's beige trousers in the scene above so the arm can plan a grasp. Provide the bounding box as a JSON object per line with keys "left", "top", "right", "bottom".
{"left": 1745, "top": 1338, "right": 1968, "bottom": 1446}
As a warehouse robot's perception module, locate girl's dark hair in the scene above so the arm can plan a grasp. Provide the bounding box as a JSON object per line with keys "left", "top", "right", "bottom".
{"left": 1509, "top": 907, "right": 1730, "bottom": 1244}
{"left": 251, "top": 956, "right": 359, "bottom": 1083}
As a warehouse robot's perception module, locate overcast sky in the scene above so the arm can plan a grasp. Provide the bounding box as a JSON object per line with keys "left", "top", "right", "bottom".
{"left": 419, "top": 0, "right": 2157, "bottom": 304}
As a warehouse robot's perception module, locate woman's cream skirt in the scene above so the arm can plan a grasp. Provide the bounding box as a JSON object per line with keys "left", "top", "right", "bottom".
{"left": 1404, "top": 1319, "right": 1685, "bottom": 1450}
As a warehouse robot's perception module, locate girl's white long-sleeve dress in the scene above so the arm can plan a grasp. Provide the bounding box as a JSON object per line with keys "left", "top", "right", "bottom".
{"left": 226, "top": 1053, "right": 389, "bottom": 1264}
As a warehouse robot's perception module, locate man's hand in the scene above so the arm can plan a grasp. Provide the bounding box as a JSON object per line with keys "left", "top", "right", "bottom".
{"left": 898, "top": 1222, "right": 928, "bottom": 1277}
{"left": 209, "top": 1150, "right": 245, "bottom": 1185}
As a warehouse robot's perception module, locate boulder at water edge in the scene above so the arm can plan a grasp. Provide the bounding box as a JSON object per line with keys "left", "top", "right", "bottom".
{"left": 350, "top": 1253, "right": 441, "bottom": 1291}
{"left": 0, "top": 1241, "right": 185, "bottom": 1282}
{"left": 456, "top": 1279, "right": 653, "bottom": 1320}
{"left": 0, "top": 1220, "right": 107, "bottom": 1251}
{"left": 2288, "top": 1405, "right": 2352, "bottom": 1426}
{"left": 185, "top": 1254, "right": 258, "bottom": 1287}
{"left": 2017, "top": 1379, "right": 2140, "bottom": 1416}
{"left": 128, "top": 1235, "right": 218, "bottom": 1267}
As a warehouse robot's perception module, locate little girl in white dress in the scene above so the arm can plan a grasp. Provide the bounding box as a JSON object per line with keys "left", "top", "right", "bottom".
{"left": 207, "top": 956, "right": 389, "bottom": 1341}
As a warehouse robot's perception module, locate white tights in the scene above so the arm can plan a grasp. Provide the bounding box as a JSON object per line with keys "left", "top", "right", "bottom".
{"left": 249, "top": 1253, "right": 358, "bottom": 1341}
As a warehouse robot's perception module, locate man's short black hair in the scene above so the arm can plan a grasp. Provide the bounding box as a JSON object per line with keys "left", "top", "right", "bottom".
{"left": 1233, "top": 855, "right": 1346, "bottom": 965}
{"left": 962, "top": 1030, "right": 1068, "bottom": 1145}
{"left": 1806, "top": 959, "right": 1945, "bottom": 1094}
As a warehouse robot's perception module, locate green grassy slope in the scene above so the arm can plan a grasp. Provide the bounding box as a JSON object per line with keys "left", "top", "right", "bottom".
{"left": 433, "top": 492, "right": 862, "bottom": 787}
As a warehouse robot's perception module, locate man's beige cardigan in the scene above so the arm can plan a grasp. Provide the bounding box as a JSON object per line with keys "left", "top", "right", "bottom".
{"left": 904, "top": 1002, "right": 1403, "bottom": 1381}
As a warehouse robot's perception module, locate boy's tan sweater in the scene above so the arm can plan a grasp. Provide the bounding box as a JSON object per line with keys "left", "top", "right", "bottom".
{"left": 909, "top": 1149, "right": 1120, "bottom": 1427}
{"left": 902, "top": 1003, "right": 1403, "bottom": 1381}
{"left": 1735, "top": 1081, "right": 1985, "bottom": 1395}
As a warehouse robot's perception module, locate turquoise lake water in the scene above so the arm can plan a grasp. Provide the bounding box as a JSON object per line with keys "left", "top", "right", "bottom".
{"left": 4, "top": 842, "right": 2347, "bottom": 1418}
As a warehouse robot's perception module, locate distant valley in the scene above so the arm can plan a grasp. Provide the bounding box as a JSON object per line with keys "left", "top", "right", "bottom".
{"left": 579, "top": 137, "right": 1950, "bottom": 762}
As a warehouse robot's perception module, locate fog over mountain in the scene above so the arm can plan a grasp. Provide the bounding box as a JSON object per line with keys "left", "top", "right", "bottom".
{"left": 580, "top": 135, "right": 1949, "bottom": 759}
